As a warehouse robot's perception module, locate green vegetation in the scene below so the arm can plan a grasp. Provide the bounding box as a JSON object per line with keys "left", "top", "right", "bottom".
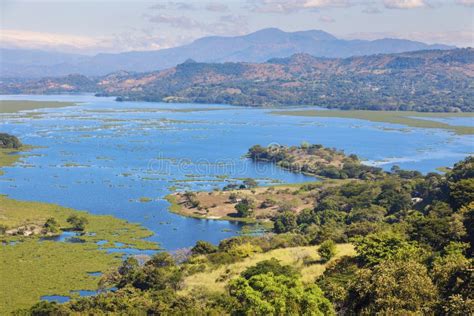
{"left": 0, "top": 240, "right": 122, "bottom": 314}
{"left": 234, "top": 198, "right": 255, "bottom": 218}
{"left": 0, "top": 194, "right": 160, "bottom": 314}
{"left": 248, "top": 143, "right": 384, "bottom": 179}
{"left": 0, "top": 100, "right": 76, "bottom": 113}
{"left": 5, "top": 49, "right": 473, "bottom": 112}
{"left": 3, "top": 131, "right": 472, "bottom": 314}
{"left": 0, "top": 136, "right": 159, "bottom": 314}
{"left": 271, "top": 110, "right": 474, "bottom": 135}
{"left": 66, "top": 214, "right": 89, "bottom": 231}
{"left": 0, "top": 196, "right": 157, "bottom": 249}
{"left": 139, "top": 197, "right": 153, "bottom": 203}
{"left": 18, "top": 155, "right": 473, "bottom": 314}
{"left": 318, "top": 240, "right": 337, "bottom": 263}
{"left": 0, "top": 133, "right": 22, "bottom": 148}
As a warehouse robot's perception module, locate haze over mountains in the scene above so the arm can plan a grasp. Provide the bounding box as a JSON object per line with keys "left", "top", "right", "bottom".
{"left": 0, "top": 28, "right": 454, "bottom": 78}
{"left": 3, "top": 48, "right": 472, "bottom": 112}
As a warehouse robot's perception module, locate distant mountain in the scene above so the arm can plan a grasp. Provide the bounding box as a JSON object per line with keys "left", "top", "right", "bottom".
{"left": 2, "top": 48, "right": 472, "bottom": 112}
{"left": 0, "top": 28, "right": 455, "bottom": 78}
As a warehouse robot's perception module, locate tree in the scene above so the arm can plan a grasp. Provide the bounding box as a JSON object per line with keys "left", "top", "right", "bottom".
{"left": 241, "top": 258, "right": 298, "bottom": 279}
{"left": 228, "top": 273, "right": 335, "bottom": 315}
{"left": 191, "top": 240, "right": 217, "bottom": 255}
{"left": 228, "top": 192, "right": 239, "bottom": 203}
{"left": 28, "top": 301, "right": 68, "bottom": 316}
{"left": 43, "top": 217, "right": 60, "bottom": 234}
{"left": 273, "top": 211, "right": 297, "bottom": 233}
{"left": 243, "top": 178, "right": 258, "bottom": 189}
{"left": 449, "top": 178, "right": 474, "bottom": 210}
{"left": 353, "top": 232, "right": 422, "bottom": 266}
{"left": 349, "top": 259, "right": 438, "bottom": 314}
{"left": 234, "top": 198, "right": 255, "bottom": 218}
{"left": 376, "top": 180, "right": 412, "bottom": 214}
{"left": 0, "top": 133, "right": 22, "bottom": 149}
{"left": 318, "top": 240, "right": 337, "bottom": 263}
{"left": 66, "top": 214, "right": 88, "bottom": 231}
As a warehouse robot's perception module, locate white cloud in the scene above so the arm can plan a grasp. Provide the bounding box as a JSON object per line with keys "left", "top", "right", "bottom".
{"left": 384, "top": 0, "right": 427, "bottom": 9}
{"left": 456, "top": 0, "right": 474, "bottom": 7}
{"left": 250, "top": 0, "right": 354, "bottom": 13}
{"left": 0, "top": 29, "right": 180, "bottom": 54}
{"left": 206, "top": 2, "right": 229, "bottom": 12}
{"left": 146, "top": 13, "right": 249, "bottom": 36}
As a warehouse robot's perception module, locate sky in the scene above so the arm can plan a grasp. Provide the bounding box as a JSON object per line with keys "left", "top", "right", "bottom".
{"left": 0, "top": 0, "right": 473, "bottom": 55}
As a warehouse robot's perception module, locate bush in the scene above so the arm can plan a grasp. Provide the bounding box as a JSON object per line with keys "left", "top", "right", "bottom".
{"left": 243, "top": 178, "right": 258, "bottom": 189}
{"left": 43, "top": 217, "right": 60, "bottom": 234}
{"left": 191, "top": 240, "right": 218, "bottom": 255}
{"left": 235, "top": 198, "right": 255, "bottom": 218}
{"left": 241, "top": 258, "right": 298, "bottom": 279}
{"left": 273, "top": 211, "right": 297, "bottom": 233}
{"left": 318, "top": 240, "right": 337, "bottom": 263}
{"left": 0, "top": 224, "right": 7, "bottom": 235}
{"left": 66, "top": 214, "right": 88, "bottom": 231}
{"left": 0, "top": 133, "right": 21, "bottom": 149}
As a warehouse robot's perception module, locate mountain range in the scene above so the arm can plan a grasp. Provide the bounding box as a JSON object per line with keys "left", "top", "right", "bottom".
{"left": 2, "top": 48, "right": 472, "bottom": 112}
{"left": 0, "top": 28, "right": 454, "bottom": 78}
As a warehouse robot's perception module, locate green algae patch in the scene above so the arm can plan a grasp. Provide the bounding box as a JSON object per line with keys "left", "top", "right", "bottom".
{"left": 0, "top": 100, "right": 77, "bottom": 113}
{"left": 271, "top": 110, "right": 474, "bottom": 135}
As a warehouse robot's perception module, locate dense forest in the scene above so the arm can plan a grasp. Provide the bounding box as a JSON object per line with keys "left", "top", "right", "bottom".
{"left": 20, "top": 153, "right": 474, "bottom": 315}
{"left": 2, "top": 48, "right": 473, "bottom": 112}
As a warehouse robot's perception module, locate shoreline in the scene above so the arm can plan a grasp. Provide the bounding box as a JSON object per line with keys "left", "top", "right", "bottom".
{"left": 271, "top": 109, "right": 474, "bottom": 135}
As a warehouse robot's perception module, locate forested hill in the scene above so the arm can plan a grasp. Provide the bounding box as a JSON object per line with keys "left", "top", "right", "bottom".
{"left": 2, "top": 48, "right": 473, "bottom": 112}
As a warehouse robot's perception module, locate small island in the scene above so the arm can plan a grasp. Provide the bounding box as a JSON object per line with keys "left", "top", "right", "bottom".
{"left": 166, "top": 143, "right": 420, "bottom": 225}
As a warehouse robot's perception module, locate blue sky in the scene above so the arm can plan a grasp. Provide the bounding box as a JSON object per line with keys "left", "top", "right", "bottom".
{"left": 1, "top": 0, "right": 473, "bottom": 54}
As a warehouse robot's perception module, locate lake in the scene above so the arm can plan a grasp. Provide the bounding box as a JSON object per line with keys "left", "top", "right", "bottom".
{"left": 0, "top": 94, "right": 472, "bottom": 250}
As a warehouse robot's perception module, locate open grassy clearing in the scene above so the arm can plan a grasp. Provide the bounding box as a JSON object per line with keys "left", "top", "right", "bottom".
{"left": 0, "top": 100, "right": 77, "bottom": 113}
{"left": 271, "top": 110, "right": 474, "bottom": 135}
{"left": 181, "top": 243, "right": 355, "bottom": 294}
{"left": 166, "top": 180, "right": 349, "bottom": 223}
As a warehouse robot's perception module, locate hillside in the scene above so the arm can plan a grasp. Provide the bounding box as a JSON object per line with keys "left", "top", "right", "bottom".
{"left": 0, "top": 28, "right": 454, "bottom": 78}
{"left": 14, "top": 152, "right": 474, "bottom": 315}
{"left": 3, "top": 48, "right": 472, "bottom": 112}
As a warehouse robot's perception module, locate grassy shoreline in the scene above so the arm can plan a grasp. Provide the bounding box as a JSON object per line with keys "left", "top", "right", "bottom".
{"left": 271, "top": 110, "right": 474, "bottom": 135}
{"left": 0, "top": 144, "right": 159, "bottom": 314}
{"left": 0, "top": 100, "right": 77, "bottom": 113}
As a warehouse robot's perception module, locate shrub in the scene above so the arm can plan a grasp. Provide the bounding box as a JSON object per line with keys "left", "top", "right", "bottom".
{"left": 43, "top": 217, "right": 60, "bottom": 234}
{"left": 66, "top": 214, "right": 88, "bottom": 231}
{"left": 0, "top": 133, "right": 22, "bottom": 149}
{"left": 318, "top": 240, "right": 337, "bottom": 263}
{"left": 241, "top": 258, "right": 298, "bottom": 279}
{"left": 191, "top": 240, "right": 218, "bottom": 255}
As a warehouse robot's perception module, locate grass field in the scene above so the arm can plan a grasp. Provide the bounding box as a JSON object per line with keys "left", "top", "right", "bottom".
{"left": 0, "top": 240, "right": 121, "bottom": 314}
{"left": 271, "top": 110, "right": 474, "bottom": 135}
{"left": 181, "top": 243, "right": 355, "bottom": 294}
{"left": 0, "top": 100, "right": 77, "bottom": 113}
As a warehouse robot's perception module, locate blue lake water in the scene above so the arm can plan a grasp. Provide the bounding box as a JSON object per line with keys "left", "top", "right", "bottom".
{"left": 1, "top": 94, "right": 473, "bottom": 250}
